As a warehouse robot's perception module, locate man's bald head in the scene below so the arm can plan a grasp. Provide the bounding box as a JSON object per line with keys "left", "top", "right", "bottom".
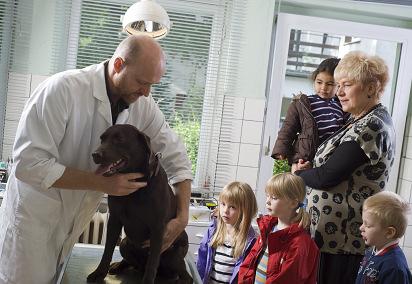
{"left": 113, "top": 35, "right": 165, "bottom": 67}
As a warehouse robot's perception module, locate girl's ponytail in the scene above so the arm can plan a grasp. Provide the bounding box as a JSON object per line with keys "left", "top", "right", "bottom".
{"left": 296, "top": 206, "right": 310, "bottom": 229}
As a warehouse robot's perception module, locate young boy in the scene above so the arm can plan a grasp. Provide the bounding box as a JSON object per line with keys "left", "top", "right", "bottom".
{"left": 357, "top": 191, "right": 412, "bottom": 284}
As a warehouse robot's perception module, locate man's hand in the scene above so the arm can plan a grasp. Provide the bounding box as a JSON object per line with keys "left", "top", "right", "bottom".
{"left": 162, "top": 179, "right": 191, "bottom": 251}
{"left": 96, "top": 173, "right": 147, "bottom": 196}
{"left": 160, "top": 217, "right": 187, "bottom": 252}
{"left": 53, "top": 167, "right": 146, "bottom": 196}
{"left": 142, "top": 179, "right": 191, "bottom": 252}
{"left": 141, "top": 217, "right": 187, "bottom": 252}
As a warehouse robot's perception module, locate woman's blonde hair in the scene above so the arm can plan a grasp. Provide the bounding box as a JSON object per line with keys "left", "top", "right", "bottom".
{"left": 363, "top": 191, "right": 410, "bottom": 239}
{"left": 265, "top": 173, "right": 310, "bottom": 229}
{"left": 210, "top": 181, "right": 258, "bottom": 259}
{"left": 334, "top": 50, "right": 389, "bottom": 99}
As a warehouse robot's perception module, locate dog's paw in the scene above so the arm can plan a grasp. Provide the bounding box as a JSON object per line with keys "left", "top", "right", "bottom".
{"left": 108, "top": 260, "right": 131, "bottom": 275}
{"left": 142, "top": 274, "right": 156, "bottom": 284}
{"left": 86, "top": 269, "right": 108, "bottom": 283}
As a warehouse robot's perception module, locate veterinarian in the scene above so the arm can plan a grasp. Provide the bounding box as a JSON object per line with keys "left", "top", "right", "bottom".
{"left": 0, "top": 35, "right": 192, "bottom": 284}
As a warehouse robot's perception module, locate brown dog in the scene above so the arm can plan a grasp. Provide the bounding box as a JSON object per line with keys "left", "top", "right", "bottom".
{"left": 86, "top": 124, "right": 192, "bottom": 284}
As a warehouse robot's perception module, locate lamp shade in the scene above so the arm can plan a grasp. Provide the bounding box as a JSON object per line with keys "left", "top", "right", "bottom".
{"left": 122, "top": 0, "right": 170, "bottom": 40}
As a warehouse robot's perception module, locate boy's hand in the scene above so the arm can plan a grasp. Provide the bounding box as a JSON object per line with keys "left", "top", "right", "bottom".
{"left": 275, "top": 154, "right": 286, "bottom": 160}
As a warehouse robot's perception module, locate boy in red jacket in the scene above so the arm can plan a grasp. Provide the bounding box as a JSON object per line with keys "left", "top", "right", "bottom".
{"left": 238, "top": 173, "right": 319, "bottom": 284}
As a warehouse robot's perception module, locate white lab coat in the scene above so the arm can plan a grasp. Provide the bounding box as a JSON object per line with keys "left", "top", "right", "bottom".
{"left": 0, "top": 62, "right": 192, "bottom": 284}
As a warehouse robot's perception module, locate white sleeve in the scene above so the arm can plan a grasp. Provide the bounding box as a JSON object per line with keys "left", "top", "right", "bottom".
{"left": 13, "top": 76, "right": 69, "bottom": 190}
{"left": 132, "top": 95, "right": 193, "bottom": 185}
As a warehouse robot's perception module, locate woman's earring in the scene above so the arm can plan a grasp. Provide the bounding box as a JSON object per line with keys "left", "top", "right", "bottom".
{"left": 367, "top": 95, "right": 371, "bottom": 99}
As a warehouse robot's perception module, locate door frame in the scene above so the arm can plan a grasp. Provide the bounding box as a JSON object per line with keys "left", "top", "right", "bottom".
{"left": 256, "top": 13, "right": 412, "bottom": 212}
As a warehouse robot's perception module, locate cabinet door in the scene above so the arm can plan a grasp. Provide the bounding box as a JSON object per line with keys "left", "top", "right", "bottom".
{"left": 186, "top": 221, "right": 209, "bottom": 262}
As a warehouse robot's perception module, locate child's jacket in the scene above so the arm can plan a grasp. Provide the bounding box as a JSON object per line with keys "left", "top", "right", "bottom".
{"left": 238, "top": 215, "right": 319, "bottom": 284}
{"left": 271, "top": 93, "right": 318, "bottom": 165}
{"left": 356, "top": 245, "right": 412, "bottom": 284}
{"left": 196, "top": 218, "right": 257, "bottom": 284}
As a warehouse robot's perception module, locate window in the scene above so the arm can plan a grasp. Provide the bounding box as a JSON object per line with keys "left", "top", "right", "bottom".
{"left": 71, "top": 0, "right": 242, "bottom": 192}
{"left": 75, "top": 1, "right": 214, "bottom": 176}
{"left": 0, "top": 0, "right": 34, "bottom": 159}
{"left": 286, "top": 29, "right": 341, "bottom": 77}
{"left": 0, "top": 0, "right": 247, "bottom": 194}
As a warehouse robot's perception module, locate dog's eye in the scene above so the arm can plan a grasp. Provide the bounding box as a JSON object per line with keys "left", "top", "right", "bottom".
{"left": 112, "top": 134, "right": 125, "bottom": 144}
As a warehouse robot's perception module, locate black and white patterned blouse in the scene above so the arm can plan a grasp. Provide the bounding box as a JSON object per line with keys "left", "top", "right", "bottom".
{"left": 306, "top": 104, "right": 395, "bottom": 255}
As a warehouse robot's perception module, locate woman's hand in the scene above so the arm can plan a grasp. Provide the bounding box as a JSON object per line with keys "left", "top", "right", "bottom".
{"left": 292, "top": 159, "right": 312, "bottom": 173}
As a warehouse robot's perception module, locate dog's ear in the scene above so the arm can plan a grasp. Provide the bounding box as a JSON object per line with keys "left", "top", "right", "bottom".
{"left": 149, "top": 152, "right": 162, "bottom": 177}
{"left": 140, "top": 133, "right": 161, "bottom": 177}
{"left": 142, "top": 135, "right": 151, "bottom": 152}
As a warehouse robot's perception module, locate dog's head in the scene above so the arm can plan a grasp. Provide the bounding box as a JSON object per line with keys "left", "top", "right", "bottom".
{"left": 92, "top": 124, "right": 159, "bottom": 178}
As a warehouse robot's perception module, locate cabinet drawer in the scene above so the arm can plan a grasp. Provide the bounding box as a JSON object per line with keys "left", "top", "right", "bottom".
{"left": 186, "top": 223, "right": 209, "bottom": 245}
{"left": 188, "top": 243, "right": 200, "bottom": 263}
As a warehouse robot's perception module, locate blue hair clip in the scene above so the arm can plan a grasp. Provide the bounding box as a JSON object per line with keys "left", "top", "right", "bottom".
{"left": 297, "top": 198, "right": 308, "bottom": 209}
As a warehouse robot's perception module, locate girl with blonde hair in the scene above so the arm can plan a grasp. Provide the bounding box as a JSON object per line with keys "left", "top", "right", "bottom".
{"left": 197, "top": 181, "right": 258, "bottom": 284}
{"left": 239, "top": 173, "right": 319, "bottom": 284}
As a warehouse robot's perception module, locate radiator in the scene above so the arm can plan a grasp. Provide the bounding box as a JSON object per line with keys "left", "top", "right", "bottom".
{"left": 78, "top": 212, "right": 108, "bottom": 245}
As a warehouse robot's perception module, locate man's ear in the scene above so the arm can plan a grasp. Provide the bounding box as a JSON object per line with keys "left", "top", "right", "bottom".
{"left": 385, "top": 226, "right": 397, "bottom": 239}
{"left": 113, "top": 57, "right": 125, "bottom": 73}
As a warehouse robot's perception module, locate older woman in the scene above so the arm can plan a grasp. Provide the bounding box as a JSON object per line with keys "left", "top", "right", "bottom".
{"left": 294, "top": 51, "right": 395, "bottom": 284}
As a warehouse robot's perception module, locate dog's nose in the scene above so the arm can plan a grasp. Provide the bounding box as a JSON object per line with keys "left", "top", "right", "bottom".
{"left": 92, "top": 152, "right": 103, "bottom": 164}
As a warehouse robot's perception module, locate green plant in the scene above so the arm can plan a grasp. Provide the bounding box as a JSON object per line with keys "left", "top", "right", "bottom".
{"left": 171, "top": 113, "right": 200, "bottom": 174}
{"left": 273, "top": 159, "right": 291, "bottom": 175}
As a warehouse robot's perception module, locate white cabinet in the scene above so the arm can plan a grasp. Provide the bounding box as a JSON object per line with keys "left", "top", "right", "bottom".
{"left": 186, "top": 221, "right": 210, "bottom": 263}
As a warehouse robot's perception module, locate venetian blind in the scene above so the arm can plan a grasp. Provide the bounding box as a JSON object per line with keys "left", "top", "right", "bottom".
{"left": 0, "top": 0, "right": 74, "bottom": 161}
{"left": 0, "top": 0, "right": 33, "bottom": 160}
{"left": 65, "top": 0, "right": 248, "bottom": 194}
{"left": 0, "top": 0, "right": 248, "bottom": 195}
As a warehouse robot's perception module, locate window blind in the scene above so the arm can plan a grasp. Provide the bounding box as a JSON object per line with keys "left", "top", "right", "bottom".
{"left": 0, "top": 0, "right": 248, "bottom": 196}
{"left": 66, "top": 0, "right": 248, "bottom": 194}
{"left": 0, "top": 0, "right": 34, "bottom": 160}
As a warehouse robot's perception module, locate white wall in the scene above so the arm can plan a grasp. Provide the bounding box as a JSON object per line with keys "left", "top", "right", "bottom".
{"left": 29, "top": 0, "right": 55, "bottom": 75}
{"left": 398, "top": 107, "right": 412, "bottom": 269}
{"left": 213, "top": 96, "right": 265, "bottom": 206}
{"left": 234, "top": 0, "right": 275, "bottom": 98}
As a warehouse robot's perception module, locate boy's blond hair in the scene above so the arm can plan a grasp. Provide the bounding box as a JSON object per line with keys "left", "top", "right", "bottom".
{"left": 265, "top": 173, "right": 310, "bottom": 229}
{"left": 363, "top": 191, "right": 410, "bottom": 238}
{"left": 211, "top": 181, "right": 258, "bottom": 259}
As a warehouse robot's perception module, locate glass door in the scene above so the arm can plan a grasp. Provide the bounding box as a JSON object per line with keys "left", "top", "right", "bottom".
{"left": 256, "top": 13, "right": 412, "bottom": 212}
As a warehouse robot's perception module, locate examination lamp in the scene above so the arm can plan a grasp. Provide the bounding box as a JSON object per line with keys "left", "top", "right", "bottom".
{"left": 122, "top": 0, "right": 170, "bottom": 40}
